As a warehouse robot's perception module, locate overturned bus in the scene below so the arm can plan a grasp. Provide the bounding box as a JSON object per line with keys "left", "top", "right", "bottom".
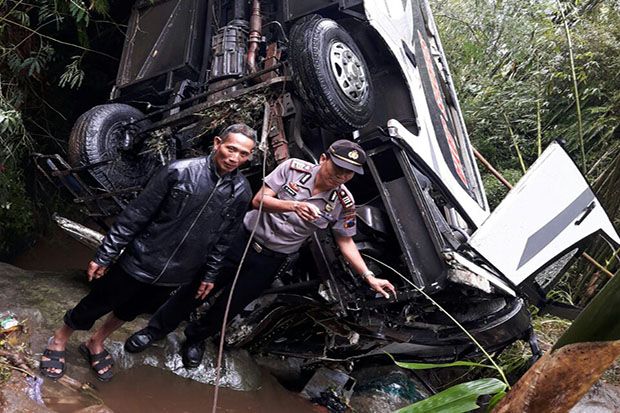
{"left": 35, "top": 0, "right": 619, "bottom": 377}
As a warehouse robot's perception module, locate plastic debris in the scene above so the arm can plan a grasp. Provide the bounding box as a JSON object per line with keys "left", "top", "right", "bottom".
{"left": 0, "top": 311, "right": 24, "bottom": 338}
{"left": 25, "top": 375, "right": 45, "bottom": 405}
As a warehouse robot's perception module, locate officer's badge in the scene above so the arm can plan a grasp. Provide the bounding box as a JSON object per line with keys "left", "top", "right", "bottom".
{"left": 325, "top": 203, "right": 334, "bottom": 212}
{"left": 348, "top": 150, "right": 359, "bottom": 160}
{"left": 290, "top": 160, "right": 313, "bottom": 173}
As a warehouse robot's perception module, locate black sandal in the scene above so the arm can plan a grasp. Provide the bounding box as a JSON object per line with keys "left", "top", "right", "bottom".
{"left": 39, "top": 347, "right": 66, "bottom": 380}
{"left": 78, "top": 343, "right": 114, "bottom": 382}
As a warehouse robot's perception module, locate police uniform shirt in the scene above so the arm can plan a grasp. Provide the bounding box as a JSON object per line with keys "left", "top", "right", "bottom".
{"left": 243, "top": 158, "right": 357, "bottom": 254}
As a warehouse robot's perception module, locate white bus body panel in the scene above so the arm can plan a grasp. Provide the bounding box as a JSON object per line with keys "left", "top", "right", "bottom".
{"left": 363, "top": 1, "right": 490, "bottom": 227}
{"left": 468, "top": 142, "right": 620, "bottom": 286}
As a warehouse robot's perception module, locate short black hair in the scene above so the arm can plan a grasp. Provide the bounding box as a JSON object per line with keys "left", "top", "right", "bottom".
{"left": 220, "top": 123, "right": 257, "bottom": 144}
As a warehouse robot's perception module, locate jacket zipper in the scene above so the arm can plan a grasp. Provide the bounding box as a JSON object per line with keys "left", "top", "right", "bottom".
{"left": 152, "top": 177, "right": 223, "bottom": 284}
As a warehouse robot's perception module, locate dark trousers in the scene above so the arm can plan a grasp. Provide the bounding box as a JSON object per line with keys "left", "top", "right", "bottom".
{"left": 144, "top": 236, "right": 293, "bottom": 343}
{"left": 64, "top": 264, "right": 175, "bottom": 331}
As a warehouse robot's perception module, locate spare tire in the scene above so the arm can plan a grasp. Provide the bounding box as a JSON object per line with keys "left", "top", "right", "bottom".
{"left": 289, "top": 15, "right": 374, "bottom": 132}
{"left": 68, "top": 104, "right": 158, "bottom": 191}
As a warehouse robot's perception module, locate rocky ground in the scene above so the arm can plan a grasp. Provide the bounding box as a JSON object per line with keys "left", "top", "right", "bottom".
{"left": 0, "top": 262, "right": 271, "bottom": 412}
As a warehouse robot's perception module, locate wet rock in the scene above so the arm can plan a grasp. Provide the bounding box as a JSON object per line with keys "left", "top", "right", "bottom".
{"left": 570, "top": 382, "right": 620, "bottom": 413}
{"left": 112, "top": 333, "right": 262, "bottom": 390}
{"left": 0, "top": 372, "right": 55, "bottom": 413}
{"left": 0, "top": 262, "right": 263, "bottom": 392}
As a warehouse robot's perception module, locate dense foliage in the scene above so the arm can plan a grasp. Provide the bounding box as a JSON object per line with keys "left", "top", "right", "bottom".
{"left": 432, "top": 0, "right": 620, "bottom": 283}
{"left": 0, "top": 0, "right": 125, "bottom": 259}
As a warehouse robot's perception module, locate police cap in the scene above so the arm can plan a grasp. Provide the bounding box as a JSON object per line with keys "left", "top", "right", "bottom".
{"left": 326, "top": 139, "right": 367, "bottom": 175}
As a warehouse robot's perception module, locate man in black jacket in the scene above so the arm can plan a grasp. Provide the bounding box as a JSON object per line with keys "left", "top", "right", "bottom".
{"left": 39, "top": 123, "right": 256, "bottom": 381}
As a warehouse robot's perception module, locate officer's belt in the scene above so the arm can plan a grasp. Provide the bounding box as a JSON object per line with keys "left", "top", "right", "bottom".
{"left": 250, "top": 238, "right": 289, "bottom": 259}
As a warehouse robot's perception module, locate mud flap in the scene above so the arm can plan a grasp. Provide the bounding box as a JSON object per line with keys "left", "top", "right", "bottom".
{"left": 467, "top": 142, "right": 620, "bottom": 292}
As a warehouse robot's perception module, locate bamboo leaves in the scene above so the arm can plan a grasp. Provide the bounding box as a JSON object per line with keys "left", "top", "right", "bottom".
{"left": 393, "top": 378, "right": 507, "bottom": 413}
{"left": 59, "top": 55, "right": 85, "bottom": 89}
{"left": 433, "top": 0, "right": 620, "bottom": 207}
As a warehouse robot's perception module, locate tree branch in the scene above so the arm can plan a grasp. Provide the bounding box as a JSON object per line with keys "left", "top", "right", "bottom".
{"left": 0, "top": 15, "right": 118, "bottom": 60}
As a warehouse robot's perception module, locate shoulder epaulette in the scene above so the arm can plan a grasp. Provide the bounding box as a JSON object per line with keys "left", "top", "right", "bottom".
{"left": 290, "top": 159, "right": 313, "bottom": 173}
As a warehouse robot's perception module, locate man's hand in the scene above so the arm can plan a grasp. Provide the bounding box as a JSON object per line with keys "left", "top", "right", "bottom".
{"left": 195, "top": 281, "right": 215, "bottom": 300}
{"left": 366, "top": 275, "right": 397, "bottom": 299}
{"left": 292, "top": 201, "right": 321, "bottom": 222}
{"left": 87, "top": 261, "right": 107, "bottom": 282}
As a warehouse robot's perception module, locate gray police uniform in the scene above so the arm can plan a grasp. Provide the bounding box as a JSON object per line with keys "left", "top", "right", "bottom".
{"left": 244, "top": 158, "right": 357, "bottom": 254}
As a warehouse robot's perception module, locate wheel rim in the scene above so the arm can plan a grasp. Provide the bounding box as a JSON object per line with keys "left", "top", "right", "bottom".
{"left": 329, "top": 41, "right": 368, "bottom": 103}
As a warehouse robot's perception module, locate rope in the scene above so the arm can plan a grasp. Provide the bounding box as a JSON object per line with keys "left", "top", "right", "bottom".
{"left": 210, "top": 137, "right": 269, "bottom": 412}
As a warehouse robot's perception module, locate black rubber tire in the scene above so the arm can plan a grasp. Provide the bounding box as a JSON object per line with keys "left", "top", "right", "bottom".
{"left": 289, "top": 15, "right": 374, "bottom": 132}
{"left": 68, "top": 104, "right": 157, "bottom": 190}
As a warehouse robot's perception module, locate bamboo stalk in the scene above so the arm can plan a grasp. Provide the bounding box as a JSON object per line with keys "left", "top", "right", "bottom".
{"left": 536, "top": 57, "right": 543, "bottom": 157}
{"left": 556, "top": 0, "right": 586, "bottom": 173}
{"left": 503, "top": 113, "right": 527, "bottom": 174}
{"left": 536, "top": 99, "right": 543, "bottom": 157}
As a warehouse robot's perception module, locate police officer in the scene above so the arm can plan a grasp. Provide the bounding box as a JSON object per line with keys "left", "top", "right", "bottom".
{"left": 124, "top": 139, "right": 396, "bottom": 368}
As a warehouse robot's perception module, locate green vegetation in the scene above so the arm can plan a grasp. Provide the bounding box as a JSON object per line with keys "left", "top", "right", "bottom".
{"left": 434, "top": 0, "right": 620, "bottom": 176}
{"left": 393, "top": 377, "right": 507, "bottom": 413}
{"left": 433, "top": 0, "right": 620, "bottom": 294}
{"left": 0, "top": 0, "right": 120, "bottom": 259}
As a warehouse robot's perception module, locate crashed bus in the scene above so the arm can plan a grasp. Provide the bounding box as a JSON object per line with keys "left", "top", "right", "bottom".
{"left": 35, "top": 0, "right": 620, "bottom": 387}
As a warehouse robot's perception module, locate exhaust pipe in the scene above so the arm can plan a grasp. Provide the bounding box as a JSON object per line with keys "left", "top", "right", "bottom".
{"left": 247, "top": 0, "right": 261, "bottom": 74}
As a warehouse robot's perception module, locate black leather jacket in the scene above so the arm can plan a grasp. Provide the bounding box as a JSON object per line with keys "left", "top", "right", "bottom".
{"left": 94, "top": 155, "right": 251, "bottom": 286}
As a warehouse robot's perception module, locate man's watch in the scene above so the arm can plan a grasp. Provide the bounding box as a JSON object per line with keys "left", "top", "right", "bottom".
{"left": 360, "top": 270, "right": 375, "bottom": 280}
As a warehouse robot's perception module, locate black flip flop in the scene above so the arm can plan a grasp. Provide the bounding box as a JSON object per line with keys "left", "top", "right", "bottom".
{"left": 39, "top": 347, "right": 66, "bottom": 380}
{"left": 78, "top": 343, "right": 114, "bottom": 382}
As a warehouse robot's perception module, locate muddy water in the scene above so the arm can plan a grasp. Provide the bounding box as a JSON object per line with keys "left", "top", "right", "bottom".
{"left": 14, "top": 227, "right": 318, "bottom": 413}
{"left": 95, "top": 366, "right": 317, "bottom": 413}
{"left": 13, "top": 226, "right": 93, "bottom": 271}
{"left": 44, "top": 365, "right": 317, "bottom": 413}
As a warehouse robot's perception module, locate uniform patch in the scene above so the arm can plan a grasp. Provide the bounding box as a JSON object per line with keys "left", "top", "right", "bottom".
{"left": 344, "top": 213, "right": 356, "bottom": 222}
{"left": 343, "top": 206, "right": 356, "bottom": 222}
{"left": 299, "top": 173, "right": 312, "bottom": 184}
{"left": 290, "top": 160, "right": 313, "bottom": 173}
{"left": 338, "top": 189, "right": 354, "bottom": 209}
{"left": 283, "top": 184, "right": 297, "bottom": 197}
